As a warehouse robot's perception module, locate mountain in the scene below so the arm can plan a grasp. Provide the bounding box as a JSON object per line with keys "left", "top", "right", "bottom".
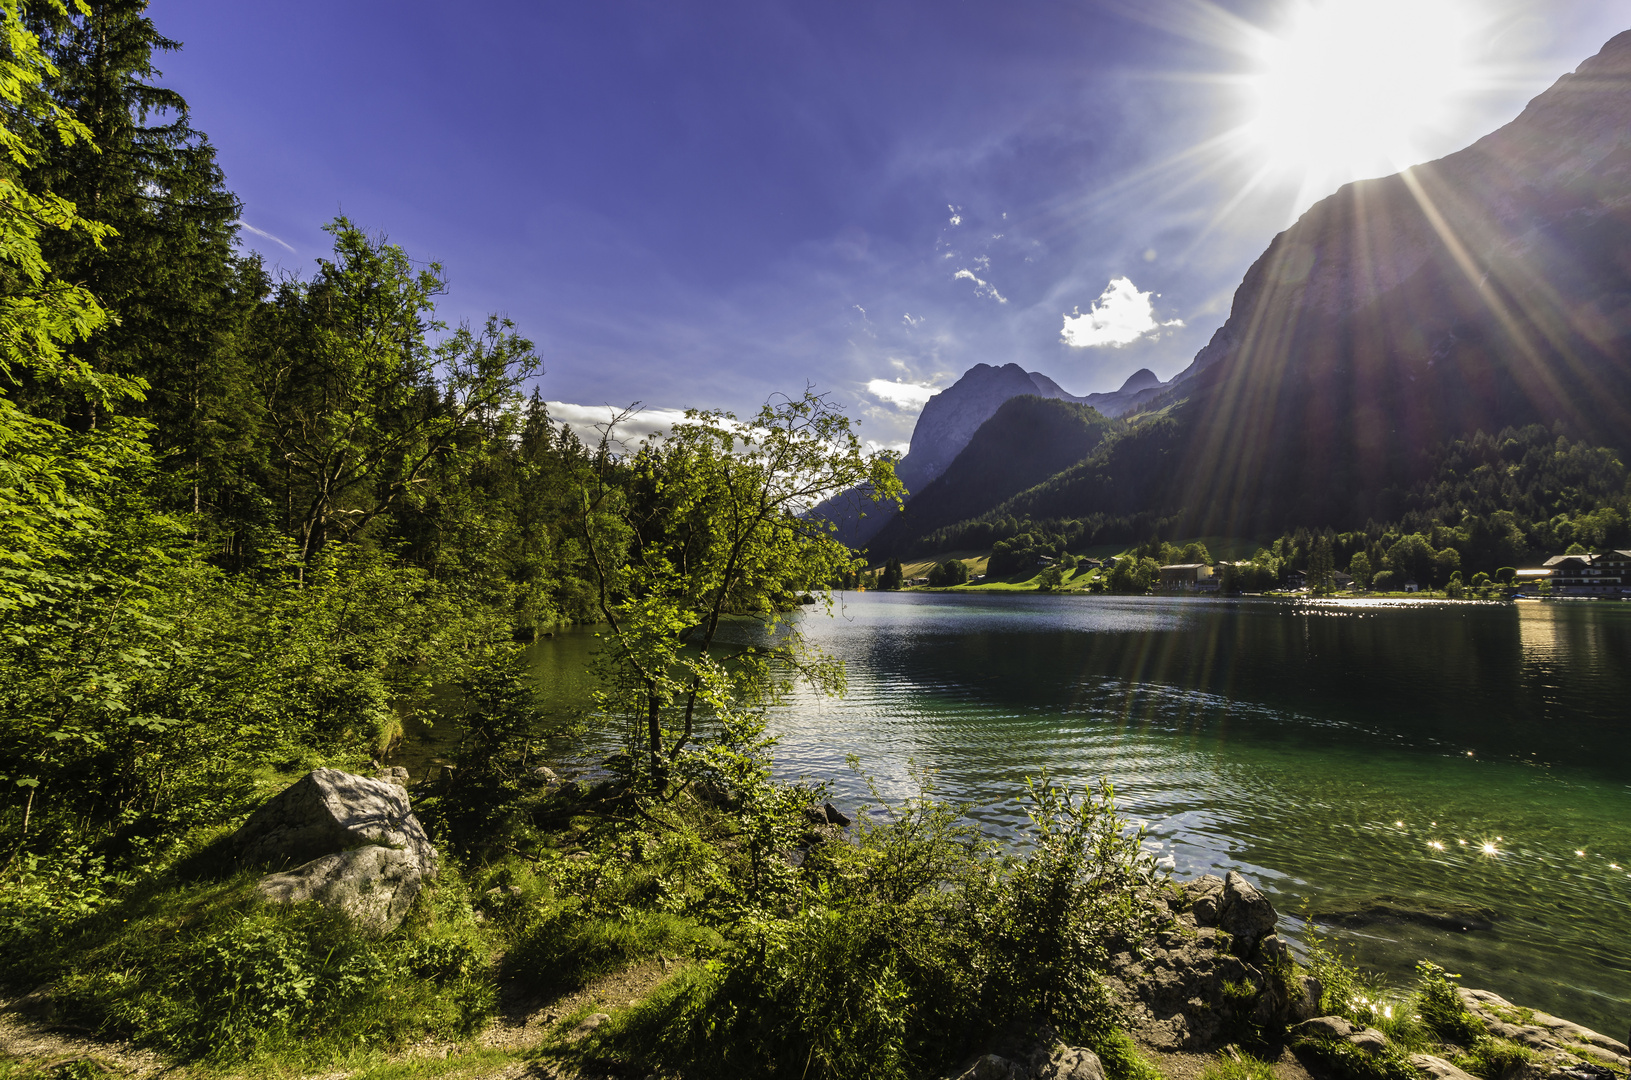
{"left": 1146, "top": 29, "right": 1631, "bottom": 533}
{"left": 895, "top": 363, "right": 1087, "bottom": 493}
{"left": 1081, "top": 368, "right": 1172, "bottom": 418}
{"left": 944, "top": 29, "right": 1631, "bottom": 542}
{"left": 867, "top": 396, "right": 1117, "bottom": 556}
{"left": 822, "top": 363, "right": 1087, "bottom": 547}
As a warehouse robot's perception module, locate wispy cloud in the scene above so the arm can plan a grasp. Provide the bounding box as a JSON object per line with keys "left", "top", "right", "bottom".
{"left": 953, "top": 267, "right": 1008, "bottom": 304}
{"left": 866, "top": 378, "right": 938, "bottom": 410}
{"left": 1060, "top": 276, "right": 1183, "bottom": 348}
{"left": 234, "top": 219, "right": 296, "bottom": 253}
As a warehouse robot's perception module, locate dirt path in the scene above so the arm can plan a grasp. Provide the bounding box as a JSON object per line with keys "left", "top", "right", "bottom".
{"left": 0, "top": 996, "right": 173, "bottom": 1080}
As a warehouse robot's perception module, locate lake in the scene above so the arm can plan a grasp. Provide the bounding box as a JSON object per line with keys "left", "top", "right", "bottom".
{"left": 468, "top": 594, "right": 1631, "bottom": 1036}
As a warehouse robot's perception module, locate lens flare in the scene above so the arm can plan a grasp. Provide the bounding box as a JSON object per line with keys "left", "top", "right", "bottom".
{"left": 1248, "top": 0, "right": 1481, "bottom": 187}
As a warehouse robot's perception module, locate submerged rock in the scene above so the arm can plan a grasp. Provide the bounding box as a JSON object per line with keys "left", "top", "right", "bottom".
{"left": 1314, "top": 895, "right": 1498, "bottom": 932}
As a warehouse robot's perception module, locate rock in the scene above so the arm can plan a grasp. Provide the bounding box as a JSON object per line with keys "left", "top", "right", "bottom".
{"left": 823, "top": 801, "right": 852, "bottom": 828}
{"left": 1254, "top": 933, "right": 1291, "bottom": 966}
{"left": 234, "top": 768, "right": 439, "bottom": 878}
{"left": 1459, "top": 989, "right": 1630, "bottom": 1069}
{"left": 1187, "top": 874, "right": 1227, "bottom": 926}
{"left": 531, "top": 766, "right": 558, "bottom": 784}
{"left": 1036, "top": 1047, "right": 1105, "bottom": 1080}
{"left": 570, "top": 1012, "right": 611, "bottom": 1038}
{"left": 377, "top": 766, "right": 410, "bottom": 788}
{"left": 1294, "top": 1016, "right": 1359, "bottom": 1040}
{"left": 943, "top": 1026, "right": 1104, "bottom": 1080}
{"left": 1412, "top": 1054, "right": 1481, "bottom": 1080}
{"left": 256, "top": 845, "right": 425, "bottom": 934}
{"left": 1289, "top": 975, "right": 1324, "bottom": 1023}
{"left": 1551, "top": 1066, "right": 1619, "bottom": 1080}
{"left": 1348, "top": 1028, "right": 1390, "bottom": 1054}
{"left": 946, "top": 1055, "right": 1027, "bottom": 1080}
{"left": 802, "top": 804, "right": 831, "bottom": 827}
{"left": 1218, "top": 871, "right": 1278, "bottom": 952}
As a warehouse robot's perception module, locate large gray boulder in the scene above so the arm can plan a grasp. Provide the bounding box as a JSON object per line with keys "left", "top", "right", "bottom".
{"left": 255, "top": 845, "right": 423, "bottom": 935}
{"left": 235, "top": 768, "right": 440, "bottom": 935}
{"left": 234, "top": 767, "right": 438, "bottom": 877}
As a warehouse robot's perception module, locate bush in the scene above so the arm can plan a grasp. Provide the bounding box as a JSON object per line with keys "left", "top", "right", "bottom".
{"left": 1451, "top": 1037, "right": 1537, "bottom": 1080}
{"left": 1415, "top": 961, "right": 1484, "bottom": 1044}
{"left": 588, "top": 771, "right": 1165, "bottom": 1080}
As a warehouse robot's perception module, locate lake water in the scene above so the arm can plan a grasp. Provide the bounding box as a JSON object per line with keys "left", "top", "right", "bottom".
{"left": 455, "top": 595, "right": 1631, "bottom": 1036}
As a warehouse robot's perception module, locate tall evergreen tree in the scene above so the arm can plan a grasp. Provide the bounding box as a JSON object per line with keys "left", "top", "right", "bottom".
{"left": 23, "top": 0, "right": 258, "bottom": 524}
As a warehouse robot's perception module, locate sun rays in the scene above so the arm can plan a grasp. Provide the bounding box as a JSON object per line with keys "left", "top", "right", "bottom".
{"left": 1246, "top": 0, "right": 1485, "bottom": 195}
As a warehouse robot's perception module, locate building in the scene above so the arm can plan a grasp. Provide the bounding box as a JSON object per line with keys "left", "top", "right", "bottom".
{"left": 1159, "top": 563, "right": 1215, "bottom": 590}
{"left": 1544, "top": 551, "right": 1631, "bottom": 597}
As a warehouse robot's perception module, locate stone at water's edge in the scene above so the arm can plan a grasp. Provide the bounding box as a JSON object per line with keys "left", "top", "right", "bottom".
{"left": 234, "top": 768, "right": 441, "bottom": 934}
{"left": 1457, "top": 988, "right": 1630, "bottom": 1072}
{"left": 256, "top": 845, "right": 423, "bottom": 935}
{"left": 941, "top": 1028, "right": 1105, "bottom": 1080}
{"left": 1411, "top": 1055, "right": 1481, "bottom": 1080}
{"left": 1106, "top": 872, "right": 1302, "bottom": 1052}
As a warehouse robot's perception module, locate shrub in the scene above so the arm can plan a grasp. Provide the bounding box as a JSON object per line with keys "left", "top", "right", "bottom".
{"left": 1414, "top": 961, "right": 1484, "bottom": 1044}
{"left": 1451, "top": 1037, "right": 1537, "bottom": 1080}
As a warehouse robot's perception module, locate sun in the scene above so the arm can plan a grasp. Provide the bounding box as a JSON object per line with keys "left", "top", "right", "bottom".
{"left": 1247, "top": 0, "right": 1483, "bottom": 190}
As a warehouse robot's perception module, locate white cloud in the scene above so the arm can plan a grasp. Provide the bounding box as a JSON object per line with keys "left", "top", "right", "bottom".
{"left": 902, "top": 312, "right": 923, "bottom": 327}
{"left": 948, "top": 203, "right": 963, "bottom": 226}
{"left": 235, "top": 219, "right": 295, "bottom": 253}
{"left": 953, "top": 268, "right": 1008, "bottom": 304}
{"left": 546, "top": 401, "right": 692, "bottom": 448}
{"left": 866, "top": 378, "right": 937, "bottom": 410}
{"left": 1060, "top": 276, "right": 1184, "bottom": 348}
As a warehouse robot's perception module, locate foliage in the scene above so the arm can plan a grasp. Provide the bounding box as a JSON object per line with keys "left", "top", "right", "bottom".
{"left": 880, "top": 557, "right": 904, "bottom": 590}
{"left": 577, "top": 390, "right": 903, "bottom": 792}
{"left": 589, "top": 768, "right": 1167, "bottom": 1080}
{"left": 926, "top": 558, "right": 969, "bottom": 586}
{"left": 1201, "top": 1051, "right": 1278, "bottom": 1080}
{"left": 1414, "top": 961, "right": 1484, "bottom": 1044}
{"left": 10, "top": 865, "right": 494, "bottom": 1065}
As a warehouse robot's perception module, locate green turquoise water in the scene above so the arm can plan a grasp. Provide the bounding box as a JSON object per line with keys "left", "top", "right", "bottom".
{"left": 482, "top": 595, "right": 1631, "bottom": 1035}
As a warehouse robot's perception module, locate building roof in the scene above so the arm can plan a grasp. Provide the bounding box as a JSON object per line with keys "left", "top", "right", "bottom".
{"left": 1514, "top": 569, "right": 1553, "bottom": 578}
{"left": 1543, "top": 554, "right": 1590, "bottom": 567}
{"left": 1160, "top": 563, "right": 1210, "bottom": 570}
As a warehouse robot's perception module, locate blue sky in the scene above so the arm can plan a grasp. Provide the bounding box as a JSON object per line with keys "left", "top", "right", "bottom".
{"left": 152, "top": 0, "right": 1631, "bottom": 449}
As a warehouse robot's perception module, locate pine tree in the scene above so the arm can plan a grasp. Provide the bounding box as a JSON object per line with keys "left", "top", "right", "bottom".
{"left": 24, "top": 0, "right": 257, "bottom": 525}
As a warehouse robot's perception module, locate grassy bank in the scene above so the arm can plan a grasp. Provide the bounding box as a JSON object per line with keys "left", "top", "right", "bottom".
{"left": 6, "top": 761, "right": 1618, "bottom": 1080}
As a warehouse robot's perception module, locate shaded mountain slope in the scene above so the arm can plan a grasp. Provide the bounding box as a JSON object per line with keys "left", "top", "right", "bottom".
{"left": 868, "top": 396, "right": 1117, "bottom": 556}
{"left": 819, "top": 363, "right": 1087, "bottom": 548}
{"left": 1161, "top": 28, "right": 1631, "bottom": 534}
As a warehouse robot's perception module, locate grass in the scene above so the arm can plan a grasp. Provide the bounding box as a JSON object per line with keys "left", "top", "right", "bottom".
{"left": 1201, "top": 1051, "right": 1278, "bottom": 1080}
